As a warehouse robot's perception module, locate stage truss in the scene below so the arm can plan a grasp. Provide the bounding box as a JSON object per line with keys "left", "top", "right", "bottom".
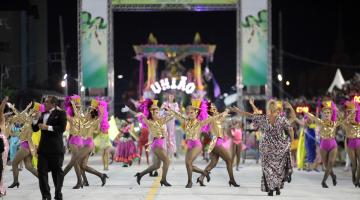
{"left": 77, "top": 0, "right": 272, "bottom": 114}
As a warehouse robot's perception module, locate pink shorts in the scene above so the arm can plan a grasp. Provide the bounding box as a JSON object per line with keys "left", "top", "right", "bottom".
{"left": 320, "top": 138, "right": 337, "bottom": 152}
{"left": 20, "top": 141, "right": 29, "bottom": 149}
{"left": 151, "top": 137, "right": 165, "bottom": 150}
{"left": 347, "top": 138, "right": 360, "bottom": 149}
{"left": 215, "top": 137, "right": 231, "bottom": 150}
{"left": 69, "top": 135, "right": 83, "bottom": 147}
{"left": 83, "top": 137, "right": 94, "bottom": 148}
{"left": 186, "top": 139, "right": 202, "bottom": 150}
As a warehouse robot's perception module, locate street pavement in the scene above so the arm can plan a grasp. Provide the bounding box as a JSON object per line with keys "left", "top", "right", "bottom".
{"left": 2, "top": 154, "right": 359, "bottom": 200}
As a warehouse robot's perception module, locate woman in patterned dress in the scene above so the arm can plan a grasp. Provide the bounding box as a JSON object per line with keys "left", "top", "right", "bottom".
{"left": 231, "top": 99, "right": 294, "bottom": 196}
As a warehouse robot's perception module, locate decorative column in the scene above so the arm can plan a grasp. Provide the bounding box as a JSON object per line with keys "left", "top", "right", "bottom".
{"left": 193, "top": 54, "right": 204, "bottom": 91}
{"left": 145, "top": 56, "right": 157, "bottom": 89}
{"left": 144, "top": 33, "right": 158, "bottom": 90}
{"left": 193, "top": 32, "right": 204, "bottom": 91}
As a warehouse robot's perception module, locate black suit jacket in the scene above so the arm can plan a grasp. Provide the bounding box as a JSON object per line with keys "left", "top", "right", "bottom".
{"left": 32, "top": 108, "right": 67, "bottom": 155}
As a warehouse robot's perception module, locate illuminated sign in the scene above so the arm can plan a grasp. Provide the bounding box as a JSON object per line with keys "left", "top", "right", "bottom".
{"left": 296, "top": 106, "right": 309, "bottom": 113}
{"left": 150, "top": 76, "right": 196, "bottom": 94}
{"left": 353, "top": 96, "right": 360, "bottom": 103}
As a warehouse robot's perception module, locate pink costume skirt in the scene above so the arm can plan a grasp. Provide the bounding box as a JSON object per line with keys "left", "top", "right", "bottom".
{"left": 20, "top": 141, "right": 29, "bottom": 149}
{"left": 347, "top": 138, "right": 360, "bottom": 149}
{"left": 320, "top": 138, "right": 337, "bottom": 152}
{"left": 186, "top": 139, "right": 202, "bottom": 150}
{"left": 82, "top": 137, "right": 94, "bottom": 148}
{"left": 151, "top": 137, "right": 165, "bottom": 150}
{"left": 231, "top": 129, "right": 243, "bottom": 145}
{"left": 69, "top": 135, "right": 83, "bottom": 147}
{"left": 114, "top": 137, "right": 139, "bottom": 164}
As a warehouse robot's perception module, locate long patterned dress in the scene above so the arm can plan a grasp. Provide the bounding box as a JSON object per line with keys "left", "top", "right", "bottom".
{"left": 0, "top": 132, "right": 9, "bottom": 196}
{"left": 251, "top": 114, "right": 292, "bottom": 192}
{"left": 162, "top": 102, "right": 179, "bottom": 155}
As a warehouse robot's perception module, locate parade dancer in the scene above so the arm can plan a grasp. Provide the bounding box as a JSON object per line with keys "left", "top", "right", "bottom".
{"left": 8, "top": 102, "right": 40, "bottom": 188}
{"left": 231, "top": 120, "right": 243, "bottom": 171}
{"left": 196, "top": 101, "right": 239, "bottom": 187}
{"left": 134, "top": 99, "right": 174, "bottom": 187}
{"left": 121, "top": 105, "right": 150, "bottom": 165}
{"left": 342, "top": 101, "right": 360, "bottom": 187}
{"left": 63, "top": 95, "right": 86, "bottom": 189}
{"left": 0, "top": 97, "right": 10, "bottom": 196}
{"left": 169, "top": 99, "right": 227, "bottom": 188}
{"left": 93, "top": 100, "right": 112, "bottom": 171}
{"left": 64, "top": 99, "right": 109, "bottom": 187}
{"left": 114, "top": 123, "right": 139, "bottom": 167}
{"left": 306, "top": 100, "right": 340, "bottom": 188}
{"left": 231, "top": 99, "right": 294, "bottom": 196}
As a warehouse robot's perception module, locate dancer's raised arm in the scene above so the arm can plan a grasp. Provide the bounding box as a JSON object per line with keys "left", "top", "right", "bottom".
{"left": 166, "top": 108, "right": 187, "bottom": 123}
{"left": 305, "top": 112, "right": 322, "bottom": 125}
{"left": 230, "top": 106, "right": 254, "bottom": 118}
{"left": 284, "top": 101, "right": 296, "bottom": 123}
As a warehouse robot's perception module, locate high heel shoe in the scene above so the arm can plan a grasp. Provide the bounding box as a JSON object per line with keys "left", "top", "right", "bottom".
{"left": 205, "top": 171, "right": 211, "bottom": 182}
{"left": 321, "top": 181, "right": 328, "bottom": 188}
{"left": 135, "top": 173, "right": 142, "bottom": 185}
{"left": 331, "top": 175, "right": 337, "bottom": 186}
{"left": 267, "top": 190, "right": 273, "bottom": 196}
{"left": 101, "top": 173, "right": 109, "bottom": 187}
{"left": 72, "top": 183, "right": 83, "bottom": 189}
{"left": 275, "top": 188, "right": 280, "bottom": 195}
{"left": 8, "top": 182, "right": 20, "bottom": 188}
{"left": 83, "top": 181, "right": 89, "bottom": 187}
{"left": 185, "top": 182, "right": 193, "bottom": 188}
{"left": 160, "top": 180, "right": 172, "bottom": 187}
{"left": 287, "top": 172, "right": 292, "bottom": 183}
{"left": 196, "top": 177, "right": 205, "bottom": 186}
{"left": 228, "top": 180, "right": 240, "bottom": 187}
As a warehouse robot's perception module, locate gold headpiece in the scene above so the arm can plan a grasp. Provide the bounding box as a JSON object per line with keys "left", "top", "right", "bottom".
{"left": 150, "top": 100, "right": 159, "bottom": 110}
{"left": 322, "top": 101, "right": 332, "bottom": 110}
{"left": 191, "top": 99, "right": 201, "bottom": 109}
{"left": 90, "top": 99, "right": 99, "bottom": 109}
{"left": 72, "top": 96, "right": 81, "bottom": 104}
{"left": 33, "top": 102, "right": 44, "bottom": 112}
{"left": 345, "top": 101, "right": 356, "bottom": 111}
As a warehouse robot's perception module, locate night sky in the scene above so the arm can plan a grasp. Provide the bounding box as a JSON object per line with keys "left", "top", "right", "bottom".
{"left": 3, "top": 0, "right": 360, "bottom": 99}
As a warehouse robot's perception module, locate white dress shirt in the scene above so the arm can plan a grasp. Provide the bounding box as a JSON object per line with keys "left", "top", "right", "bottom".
{"left": 33, "top": 108, "right": 55, "bottom": 131}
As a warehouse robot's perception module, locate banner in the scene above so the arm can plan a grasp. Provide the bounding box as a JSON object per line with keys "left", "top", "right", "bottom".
{"left": 81, "top": 0, "right": 108, "bottom": 88}
{"left": 241, "top": 0, "right": 268, "bottom": 86}
{"left": 112, "top": 0, "right": 237, "bottom": 5}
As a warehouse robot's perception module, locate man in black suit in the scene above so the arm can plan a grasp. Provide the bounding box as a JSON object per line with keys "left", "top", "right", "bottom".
{"left": 32, "top": 96, "right": 67, "bottom": 200}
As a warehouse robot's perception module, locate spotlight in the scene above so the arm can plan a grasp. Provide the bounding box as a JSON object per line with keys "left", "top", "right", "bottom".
{"left": 277, "top": 74, "right": 283, "bottom": 82}
{"left": 60, "top": 80, "right": 66, "bottom": 87}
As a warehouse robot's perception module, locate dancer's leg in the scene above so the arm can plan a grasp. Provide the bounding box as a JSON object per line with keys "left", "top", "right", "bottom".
{"left": 24, "top": 154, "right": 38, "bottom": 177}
{"left": 320, "top": 149, "right": 330, "bottom": 186}
{"left": 63, "top": 144, "right": 82, "bottom": 185}
{"left": 355, "top": 148, "right": 360, "bottom": 185}
{"left": 185, "top": 147, "right": 202, "bottom": 187}
{"left": 10, "top": 148, "right": 29, "bottom": 184}
{"left": 154, "top": 148, "right": 170, "bottom": 182}
{"left": 347, "top": 147, "right": 357, "bottom": 185}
